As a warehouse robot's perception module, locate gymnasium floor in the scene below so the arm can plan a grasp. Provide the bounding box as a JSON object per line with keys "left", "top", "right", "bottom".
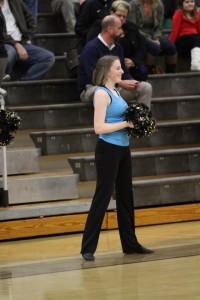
{"left": 0, "top": 221, "right": 200, "bottom": 299}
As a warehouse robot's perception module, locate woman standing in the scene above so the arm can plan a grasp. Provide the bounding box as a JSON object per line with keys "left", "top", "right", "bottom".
{"left": 169, "top": 0, "right": 200, "bottom": 71}
{"left": 81, "top": 55, "right": 153, "bottom": 261}
{"left": 128, "top": 0, "right": 177, "bottom": 73}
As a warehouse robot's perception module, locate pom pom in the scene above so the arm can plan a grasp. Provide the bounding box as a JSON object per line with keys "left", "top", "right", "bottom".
{"left": 125, "top": 103, "right": 156, "bottom": 138}
{"left": 0, "top": 109, "right": 21, "bottom": 146}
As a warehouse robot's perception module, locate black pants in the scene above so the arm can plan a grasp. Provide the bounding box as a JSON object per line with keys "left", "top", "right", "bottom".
{"left": 176, "top": 34, "right": 200, "bottom": 56}
{"left": 81, "top": 139, "right": 138, "bottom": 254}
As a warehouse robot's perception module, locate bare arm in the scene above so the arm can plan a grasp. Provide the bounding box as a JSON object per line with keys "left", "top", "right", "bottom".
{"left": 94, "top": 89, "right": 133, "bottom": 134}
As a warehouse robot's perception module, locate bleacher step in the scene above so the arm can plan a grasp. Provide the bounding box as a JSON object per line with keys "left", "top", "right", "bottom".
{"left": 0, "top": 147, "right": 40, "bottom": 175}
{"left": 133, "top": 173, "right": 200, "bottom": 207}
{"left": 1, "top": 172, "right": 199, "bottom": 221}
{"left": 0, "top": 198, "right": 116, "bottom": 221}
{"left": 8, "top": 94, "right": 200, "bottom": 130}
{"left": 2, "top": 79, "right": 79, "bottom": 105}
{"left": 78, "top": 173, "right": 200, "bottom": 206}
{"left": 0, "top": 172, "right": 79, "bottom": 205}
{"left": 68, "top": 145, "right": 200, "bottom": 181}
{"left": 30, "top": 119, "right": 200, "bottom": 155}
{"left": 2, "top": 73, "right": 200, "bottom": 105}
{"left": 34, "top": 33, "right": 80, "bottom": 55}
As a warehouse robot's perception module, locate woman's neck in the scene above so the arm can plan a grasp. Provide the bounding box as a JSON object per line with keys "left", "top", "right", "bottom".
{"left": 104, "top": 83, "right": 116, "bottom": 91}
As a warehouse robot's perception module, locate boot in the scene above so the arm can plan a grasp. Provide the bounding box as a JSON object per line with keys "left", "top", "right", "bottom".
{"left": 190, "top": 47, "right": 200, "bottom": 71}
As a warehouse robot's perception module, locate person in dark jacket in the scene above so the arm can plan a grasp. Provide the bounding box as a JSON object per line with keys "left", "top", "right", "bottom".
{"left": 87, "top": 0, "right": 148, "bottom": 81}
{"left": 1, "top": 0, "right": 55, "bottom": 81}
{"left": 22, "top": 0, "right": 38, "bottom": 20}
{"left": 78, "top": 15, "right": 152, "bottom": 108}
{"left": 75, "top": 0, "right": 115, "bottom": 44}
{"left": 0, "top": 4, "right": 7, "bottom": 84}
{"left": 161, "top": 0, "right": 178, "bottom": 29}
{"left": 162, "top": 0, "right": 178, "bottom": 19}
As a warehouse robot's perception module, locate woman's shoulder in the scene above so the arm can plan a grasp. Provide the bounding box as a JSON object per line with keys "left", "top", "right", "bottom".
{"left": 95, "top": 87, "right": 112, "bottom": 98}
{"left": 94, "top": 87, "right": 112, "bottom": 106}
{"left": 173, "top": 9, "right": 183, "bottom": 17}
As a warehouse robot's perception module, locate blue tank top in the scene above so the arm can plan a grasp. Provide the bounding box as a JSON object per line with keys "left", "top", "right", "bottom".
{"left": 94, "top": 86, "right": 129, "bottom": 146}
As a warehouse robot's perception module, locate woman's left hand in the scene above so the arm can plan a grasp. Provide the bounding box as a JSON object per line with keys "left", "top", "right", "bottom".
{"left": 126, "top": 121, "right": 134, "bottom": 128}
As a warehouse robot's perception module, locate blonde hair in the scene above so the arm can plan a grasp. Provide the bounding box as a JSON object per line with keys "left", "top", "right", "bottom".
{"left": 111, "top": 0, "right": 131, "bottom": 13}
{"left": 93, "top": 55, "right": 119, "bottom": 86}
{"left": 140, "top": 0, "right": 160, "bottom": 9}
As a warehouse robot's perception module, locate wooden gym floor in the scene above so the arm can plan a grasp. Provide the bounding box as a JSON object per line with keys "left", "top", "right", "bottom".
{"left": 0, "top": 220, "right": 200, "bottom": 299}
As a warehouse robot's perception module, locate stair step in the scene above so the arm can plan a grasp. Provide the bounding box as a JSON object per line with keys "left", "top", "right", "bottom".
{"left": 30, "top": 119, "right": 200, "bottom": 155}
{"left": 151, "top": 94, "right": 200, "bottom": 120}
{"left": 68, "top": 145, "right": 200, "bottom": 181}
{"left": 0, "top": 172, "right": 79, "bottom": 205}
{"left": 1, "top": 172, "right": 199, "bottom": 220}
{"left": 34, "top": 33, "right": 80, "bottom": 55}
{"left": 132, "top": 172, "right": 200, "bottom": 207}
{"left": 2, "top": 73, "right": 200, "bottom": 105}
{"left": 37, "top": 13, "right": 66, "bottom": 34}
{"left": 2, "top": 79, "right": 79, "bottom": 105}
{"left": 45, "top": 55, "right": 68, "bottom": 79}
{"left": 0, "top": 147, "right": 40, "bottom": 175}
{"left": 149, "top": 72, "right": 200, "bottom": 97}
{"left": 10, "top": 102, "right": 92, "bottom": 130}
{"left": 0, "top": 198, "right": 116, "bottom": 221}
{"left": 8, "top": 95, "right": 200, "bottom": 130}
{"left": 79, "top": 172, "right": 200, "bottom": 205}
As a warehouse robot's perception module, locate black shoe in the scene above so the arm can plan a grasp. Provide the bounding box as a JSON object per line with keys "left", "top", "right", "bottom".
{"left": 82, "top": 253, "right": 95, "bottom": 261}
{"left": 125, "top": 244, "right": 154, "bottom": 255}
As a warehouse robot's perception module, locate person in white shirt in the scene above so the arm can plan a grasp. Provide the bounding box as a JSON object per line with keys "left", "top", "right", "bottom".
{"left": 1, "top": 0, "right": 55, "bottom": 81}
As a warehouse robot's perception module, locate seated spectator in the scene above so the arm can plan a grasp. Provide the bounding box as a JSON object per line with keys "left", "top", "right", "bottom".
{"left": 51, "top": 0, "right": 81, "bottom": 33}
{"left": 78, "top": 15, "right": 152, "bottom": 108}
{"left": 128, "top": 0, "right": 177, "bottom": 73}
{"left": 87, "top": 0, "right": 148, "bottom": 81}
{"left": 22, "top": 0, "right": 38, "bottom": 20}
{"left": 161, "top": 0, "right": 178, "bottom": 28}
{"left": 169, "top": 0, "right": 200, "bottom": 71}
{"left": 0, "top": 4, "right": 8, "bottom": 83}
{"left": 75, "top": 0, "right": 115, "bottom": 44}
{"left": 1, "top": 0, "right": 55, "bottom": 81}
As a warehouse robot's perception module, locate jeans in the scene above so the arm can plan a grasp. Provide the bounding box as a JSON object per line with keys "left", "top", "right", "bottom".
{"left": 51, "top": 0, "right": 80, "bottom": 32}
{"left": 80, "top": 81, "right": 152, "bottom": 108}
{"left": 22, "top": 0, "right": 38, "bottom": 20}
{"left": 146, "top": 37, "right": 176, "bottom": 56}
{"left": 5, "top": 43, "right": 55, "bottom": 81}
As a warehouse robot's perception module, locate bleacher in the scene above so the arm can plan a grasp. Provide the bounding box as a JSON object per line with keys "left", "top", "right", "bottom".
{"left": 0, "top": 0, "right": 200, "bottom": 241}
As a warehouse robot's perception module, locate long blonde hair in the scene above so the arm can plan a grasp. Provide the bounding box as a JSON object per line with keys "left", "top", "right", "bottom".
{"left": 140, "top": 0, "right": 160, "bottom": 9}
{"left": 92, "top": 55, "right": 119, "bottom": 86}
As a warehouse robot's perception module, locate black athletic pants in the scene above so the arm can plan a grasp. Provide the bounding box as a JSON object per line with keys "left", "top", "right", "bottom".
{"left": 81, "top": 139, "right": 138, "bottom": 254}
